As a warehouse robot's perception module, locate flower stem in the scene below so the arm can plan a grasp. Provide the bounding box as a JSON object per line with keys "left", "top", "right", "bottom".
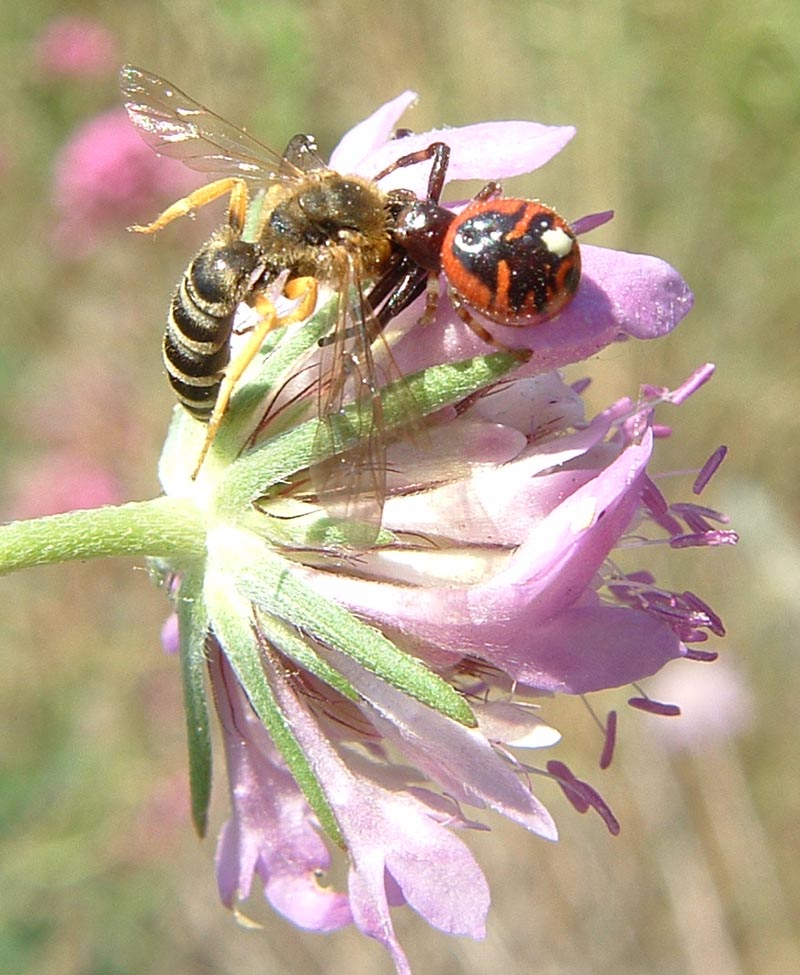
{"left": 0, "top": 496, "right": 206, "bottom": 575}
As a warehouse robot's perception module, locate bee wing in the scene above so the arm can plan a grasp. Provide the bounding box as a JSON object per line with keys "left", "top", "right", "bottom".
{"left": 120, "top": 64, "right": 311, "bottom": 182}
{"left": 311, "top": 256, "right": 416, "bottom": 549}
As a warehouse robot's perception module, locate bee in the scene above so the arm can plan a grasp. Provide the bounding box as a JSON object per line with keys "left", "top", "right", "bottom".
{"left": 121, "top": 66, "right": 444, "bottom": 534}
{"left": 158, "top": 178, "right": 316, "bottom": 477}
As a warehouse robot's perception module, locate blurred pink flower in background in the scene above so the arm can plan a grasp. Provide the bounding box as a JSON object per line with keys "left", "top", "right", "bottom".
{"left": 647, "top": 659, "right": 754, "bottom": 749}
{"left": 33, "top": 16, "right": 118, "bottom": 80}
{"left": 5, "top": 451, "right": 122, "bottom": 520}
{"left": 128, "top": 771, "right": 191, "bottom": 860}
{"left": 50, "top": 108, "right": 198, "bottom": 258}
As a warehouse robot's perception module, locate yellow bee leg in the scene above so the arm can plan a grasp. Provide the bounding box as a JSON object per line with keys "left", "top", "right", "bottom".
{"left": 191, "top": 301, "right": 279, "bottom": 479}
{"left": 190, "top": 279, "right": 318, "bottom": 479}
{"left": 131, "top": 177, "right": 248, "bottom": 234}
{"left": 281, "top": 276, "right": 318, "bottom": 324}
{"left": 192, "top": 302, "right": 278, "bottom": 480}
{"left": 224, "top": 180, "right": 250, "bottom": 234}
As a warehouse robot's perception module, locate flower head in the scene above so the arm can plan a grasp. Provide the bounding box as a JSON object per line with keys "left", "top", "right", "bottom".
{"left": 150, "top": 94, "right": 732, "bottom": 974}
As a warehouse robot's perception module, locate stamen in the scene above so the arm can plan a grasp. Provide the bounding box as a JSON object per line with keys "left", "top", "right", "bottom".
{"left": 599, "top": 710, "right": 617, "bottom": 770}
{"left": 546, "top": 760, "right": 620, "bottom": 834}
{"left": 628, "top": 697, "right": 681, "bottom": 716}
{"left": 641, "top": 476, "right": 668, "bottom": 516}
{"left": 580, "top": 697, "right": 617, "bottom": 769}
{"left": 682, "top": 629, "right": 710, "bottom": 643}
{"left": 641, "top": 477, "right": 684, "bottom": 535}
{"left": 571, "top": 210, "right": 614, "bottom": 235}
{"left": 682, "top": 590, "right": 726, "bottom": 637}
{"left": 693, "top": 445, "right": 728, "bottom": 494}
{"left": 546, "top": 760, "right": 589, "bottom": 812}
{"left": 671, "top": 502, "right": 730, "bottom": 525}
{"left": 669, "top": 530, "right": 739, "bottom": 549}
{"left": 637, "top": 364, "right": 715, "bottom": 413}
{"left": 684, "top": 648, "right": 719, "bottom": 662}
{"left": 666, "top": 363, "right": 716, "bottom": 404}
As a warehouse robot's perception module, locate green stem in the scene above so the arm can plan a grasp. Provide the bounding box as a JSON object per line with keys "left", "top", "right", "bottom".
{"left": 0, "top": 496, "right": 206, "bottom": 575}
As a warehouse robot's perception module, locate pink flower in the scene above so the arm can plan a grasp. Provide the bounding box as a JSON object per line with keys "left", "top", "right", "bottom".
{"left": 148, "top": 93, "right": 734, "bottom": 974}
{"left": 34, "top": 17, "right": 118, "bottom": 80}
{"left": 5, "top": 451, "right": 122, "bottom": 519}
{"left": 646, "top": 659, "right": 754, "bottom": 749}
{"left": 51, "top": 108, "right": 196, "bottom": 257}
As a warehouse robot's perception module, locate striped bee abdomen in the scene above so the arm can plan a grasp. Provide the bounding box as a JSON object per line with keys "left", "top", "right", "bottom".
{"left": 163, "top": 230, "right": 262, "bottom": 419}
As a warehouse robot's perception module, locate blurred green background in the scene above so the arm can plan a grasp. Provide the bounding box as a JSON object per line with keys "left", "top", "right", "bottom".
{"left": 1, "top": 1, "right": 798, "bottom": 974}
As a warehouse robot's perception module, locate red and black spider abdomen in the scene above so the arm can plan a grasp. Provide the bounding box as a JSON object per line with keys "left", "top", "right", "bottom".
{"left": 442, "top": 199, "right": 580, "bottom": 325}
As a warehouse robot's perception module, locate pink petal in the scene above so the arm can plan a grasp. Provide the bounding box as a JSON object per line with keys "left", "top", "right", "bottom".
{"left": 362, "top": 121, "right": 576, "bottom": 197}
{"left": 324, "top": 645, "right": 558, "bottom": 839}
{"left": 501, "top": 599, "right": 686, "bottom": 692}
{"left": 383, "top": 410, "right": 616, "bottom": 546}
{"left": 460, "top": 370, "right": 587, "bottom": 436}
{"left": 385, "top": 417, "right": 528, "bottom": 497}
{"left": 329, "top": 91, "right": 418, "bottom": 172}
{"left": 305, "top": 434, "right": 680, "bottom": 693}
{"left": 389, "top": 244, "right": 694, "bottom": 373}
{"left": 481, "top": 434, "right": 654, "bottom": 622}
{"left": 210, "top": 648, "right": 352, "bottom": 930}
{"left": 473, "top": 701, "right": 560, "bottom": 748}
{"left": 260, "top": 649, "right": 492, "bottom": 971}
{"left": 384, "top": 825, "right": 490, "bottom": 936}
{"left": 347, "top": 857, "right": 414, "bottom": 975}
{"left": 577, "top": 245, "right": 696, "bottom": 340}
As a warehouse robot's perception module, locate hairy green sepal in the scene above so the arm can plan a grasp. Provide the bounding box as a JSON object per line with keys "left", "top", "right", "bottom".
{"left": 204, "top": 565, "right": 344, "bottom": 847}
{"left": 176, "top": 570, "right": 213, "bottom": 837}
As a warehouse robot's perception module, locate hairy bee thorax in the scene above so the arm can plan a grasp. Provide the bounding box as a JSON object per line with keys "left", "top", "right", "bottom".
{"left": 260, "top": 172, "right": 391, "bottom": 277}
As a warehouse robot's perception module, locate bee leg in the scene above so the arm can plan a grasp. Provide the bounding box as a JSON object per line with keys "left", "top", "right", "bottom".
{"left": 225, "top": 180, "right": 250, "bottom": 234}
{"left": 190, "top": 277, "right": 318, "bottom": 479}
{"left": 281, "top": 276, "right": 318, "bottom": 323}
{"left": 191, "top": 299, "right": 278, "bottom": 479}
{"left": 130, "top": 178, "right": 249, "bottom": 234}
